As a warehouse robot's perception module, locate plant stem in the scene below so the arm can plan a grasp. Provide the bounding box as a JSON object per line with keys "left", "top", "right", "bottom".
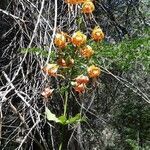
{"left": 63, "top": 91, "right": 68, "bottom": 116}
{"left": 59, "top": 143, "right": 62, "bottom": 150}
{"left": 59, "top": 90, "right": 68, "bottom": 150}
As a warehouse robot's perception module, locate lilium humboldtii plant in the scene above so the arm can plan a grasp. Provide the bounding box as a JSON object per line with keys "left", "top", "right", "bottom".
{"left": 38, "top": 2, "right": 107, "bottom": 150}
{"left": 41, "top": 2, "right": 106, "bottom": 126}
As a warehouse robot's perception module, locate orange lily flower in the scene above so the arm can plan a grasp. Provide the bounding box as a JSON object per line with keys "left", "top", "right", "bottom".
{"left": 41, "top": 88, "right": 54, "bottom": 99}
{"left": 43, "top": 64, "right": 59, "bottom": 77}
{"left": 87, "top": 65, "right": 101, "bottom": 78}
{"left": 82, "top": 0, "right": 95, "bottom": 14}
{"left": 92, "top": 26, "right": 104, "bottom": 41}
{"left": 80, "top": 45, "right": 94, "bottom": 58}
{"left": 74, "top": 83, "right": 86, "bottom": 93}
{"left": 54, "top": 33, "right": 66, "bottom": 48}
{"left": 75, "top": 75, "right": 89, "bottom": 84}
{"left": 71, "top": 31, "right": 87, "bottom": 47}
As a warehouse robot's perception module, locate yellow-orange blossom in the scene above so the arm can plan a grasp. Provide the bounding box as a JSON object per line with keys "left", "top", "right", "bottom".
{"left": 75, "top": 75, "right": 89, "bottom": 84}
{"left": 82, "top": 0, "right": 95, "bottom": 14}
{"left": 71, "top": 31, "right": 87, "bottom": 47}
{"left": 87, "top": 65, "right": 101, "bottom": 78}
{"left": 80, "top": 45, "right": 94, "bottom": 58}
{"left": 54, "top": 33, "right": 66, "bottom": 48}
{"left": 92, "top": 26, "right": 104, "bottom": 41}
{"left": 43, "top": 64, "right": 59, "bottom": 77}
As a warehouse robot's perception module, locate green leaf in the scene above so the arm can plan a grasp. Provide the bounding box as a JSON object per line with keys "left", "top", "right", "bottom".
{"left": 66, "top": 113, "right": 81, "bottom": 125}
{"left": 45, "top": 107, "right": 60, "bottom": 123}
{"left": 45, "top": 109, "right": 86, "bottom": 125}
{"left": 60, "top": 86, "right": 70, "bottom": 95}
{"left": 58, "top": 115, "right": 67, "bottom": 125}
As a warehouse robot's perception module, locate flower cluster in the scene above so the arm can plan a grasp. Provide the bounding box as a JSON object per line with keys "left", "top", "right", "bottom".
{"left": 42, "top": 26, "right": 104, "bottom": 95}
{"left": 72, "top": 65, "right": 101, "bottom": 93}
{"left": 65, "top": 0, "right": 95, "bottom": 14}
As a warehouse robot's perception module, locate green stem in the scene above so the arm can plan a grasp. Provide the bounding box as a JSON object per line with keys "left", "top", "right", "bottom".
{"left": 59, "top": 89, "right": 69, "bottom": 150}
{"left": 59, "top": 143, "right": 62, "bottom": 150}
{"left": 63, "top": 91, "right": 68, "bottom": 116}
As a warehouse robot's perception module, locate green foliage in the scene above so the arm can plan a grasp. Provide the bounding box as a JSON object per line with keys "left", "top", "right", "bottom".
{"left": 45, "top": 107, "right": 85, "bottom": 125}
{"left": 21, "top": 47, "right": 56, "bottom": 60}
{"left": 45, "top": 107, "right": 60, "bottom": 123}
{"left": 126, "top": 139, "right": 150, "bottom": 150}
{"left": 92, "top": 36, "right": 150, "bottom": 71}
{"left": 126, "top": 139, "right": 139, "bottom": 150}
{"left": 65, "top": 113, "right": 82, "bottom": 124}
{"left": 112, "top": 91, "right": 150, "bottom": 150}
{"left": 20, "top": 34, "right": 150, "bottom": 73}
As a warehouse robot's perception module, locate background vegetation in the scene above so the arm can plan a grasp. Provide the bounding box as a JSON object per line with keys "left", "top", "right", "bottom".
{"left": 0, "top": 0, "right": 149, "bottom": 150}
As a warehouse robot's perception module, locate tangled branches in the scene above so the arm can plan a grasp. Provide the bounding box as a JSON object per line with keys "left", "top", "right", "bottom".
{"left": 0, "top": 0, "right": 149, "bottom": 149}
